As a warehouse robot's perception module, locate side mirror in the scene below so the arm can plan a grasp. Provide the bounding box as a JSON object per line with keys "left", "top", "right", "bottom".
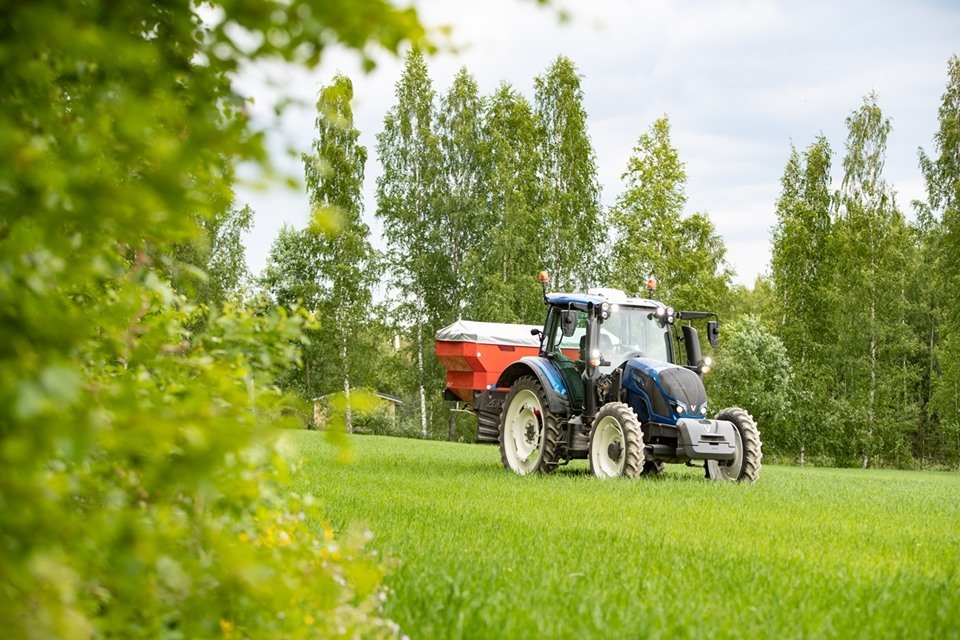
{"left": 681, "top": 325, "right": 703, "bottom": 367}
{"left": 560, "top": 310, "right": 577, "bottom": 337}
{"left": 707, "top": 321, "right": 719, "bottom": 347}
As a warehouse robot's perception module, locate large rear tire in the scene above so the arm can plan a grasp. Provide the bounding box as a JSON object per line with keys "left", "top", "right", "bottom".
{"left": 499, "top": 377, "right": 561, "bottom": 475}
{"left": 589, "top": 403, "right": 643, "bottom": 479}
{"left": 705, "top": 407, "right": 762, "bottom": 483}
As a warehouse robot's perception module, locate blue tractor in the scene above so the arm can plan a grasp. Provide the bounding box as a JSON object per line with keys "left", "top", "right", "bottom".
{"left": 471, "top": 277, "right": 762, "bottom": 481}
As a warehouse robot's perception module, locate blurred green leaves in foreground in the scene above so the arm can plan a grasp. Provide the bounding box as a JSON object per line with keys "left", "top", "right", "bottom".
{"left": 0, "top": 1, "right": 426, "bottom": 637}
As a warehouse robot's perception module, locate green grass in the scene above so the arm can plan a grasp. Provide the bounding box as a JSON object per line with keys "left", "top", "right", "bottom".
{"left": 291, "top": 432, "right": 960, "bottom": 639}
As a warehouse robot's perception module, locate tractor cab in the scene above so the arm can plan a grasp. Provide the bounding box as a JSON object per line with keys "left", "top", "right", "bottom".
{"left": 541, "top": 292, "right": 673, "bottom": 372}
{"left": 539, "top": 291, "right": 670, "bottom": 411}
{"left": 538, "top": 287, "right": 716, "bottom": 419}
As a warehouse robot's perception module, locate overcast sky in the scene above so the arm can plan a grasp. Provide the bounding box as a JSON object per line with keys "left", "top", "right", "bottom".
{"left": 234, "top": 0, "right": 959, "bottom": 288}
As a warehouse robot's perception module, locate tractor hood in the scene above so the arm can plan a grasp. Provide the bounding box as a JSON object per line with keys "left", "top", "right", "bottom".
{"left": 622, "top": 358, "right": 708, "bottom": 424}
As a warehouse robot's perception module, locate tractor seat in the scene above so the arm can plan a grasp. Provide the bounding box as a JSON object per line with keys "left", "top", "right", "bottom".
{"left": 576, "top": 335, "right": 587, "bottom": 373}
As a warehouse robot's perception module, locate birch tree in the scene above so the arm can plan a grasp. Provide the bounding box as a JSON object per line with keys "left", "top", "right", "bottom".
{"left": 770, "top": 137, "right": 833, "bottom": 463}
{"left": 467, "top": 82, "right": 544, "bottom": 323}
{"left": 610, "top": 116, "right": 731, "bottom": 312}
{"left": 921, "top": 55, "right": 960, "bottom": 465}
{"left": 376, "top": 48, "right": 442, "bottom": 437}
{"left": 301, "top": 74, "right": 379, "bottom": 432}
{"left": 534, "top": 56, "right": 603, "bottom": 290}
{"left": 611, "top": 116, "right": 686, "bottom": 296}
{"left": 436, "top": 67, "right": 488, "bottom": 320}
{"left": 834, "top": 94, "right": 918, "bottom": 467}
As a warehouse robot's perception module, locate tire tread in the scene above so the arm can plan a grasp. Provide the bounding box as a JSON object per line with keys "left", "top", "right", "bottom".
{"left": 589, "top": 402, "right": 643, "bottom": 478}
{"left": 714, "top": 406, "right": 762, "bottom": 483}
{"left": 498, "top": 376, "right": 561, "bottom": 475}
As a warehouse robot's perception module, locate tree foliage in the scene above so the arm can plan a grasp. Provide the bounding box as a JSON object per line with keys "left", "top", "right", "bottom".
{"left": 610, "top": 116, "right": 731, "bottom": 312}
{"left": 611, "top": 116, "right": 688, "bottom": 295}
{"left": 832, "top": 94, "right": 920, "bottom": 467}
{"left": 171, "top": 203, "right": 255, "bottom": 310}
{"left": 375, "top": 47, "right": 445, "bottom": 437}
{"left": 467, "top": 83, "right": 545, "bottom": 323}
{"left": 261, "top": 74, "right": 382, "bottom": 411}
{"left": 767, "top": 95, "right": 934, "bottom": 467}
{"left": 356, "top": 53, "right": 960, "bottom": 465}
{"left": 436, "top": 67, "right": 488, "bottom": 320}
{"left": 0, "top": 0, "right": 426, "bottom": 636}
{"left": 302, "top": 73, "right": 380, "bottom": 431}
{"left": 769, "top": 137, "right": 834, "bottom": 462}
{"left": 534, "top": 55, "right": 603, "bottom": 291}
{"left": 921, "top": 55, "right": 960, "bottom": 466}
{"left": 706, "top": 316, "right": 793, "bottom": 452}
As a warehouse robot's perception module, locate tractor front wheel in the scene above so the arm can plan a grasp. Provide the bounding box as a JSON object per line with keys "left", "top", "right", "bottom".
{"left": 706, "top": 407, "right": 763, "bottom": 483}
{"left": 499, "top": 377, "right": 561, "bottom": 475}
{"left": 589, "top": 403, "right": 643, "bottom": 479}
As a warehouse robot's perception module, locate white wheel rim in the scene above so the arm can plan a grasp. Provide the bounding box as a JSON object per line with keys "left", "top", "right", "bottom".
{"left": 591, "top": 415, "right": 625, "bottom": 478}
{"left": 504, "top": 389, "right": 543, "bottom": 475}
{"left": 709, "top": 424, "right": 743, "bottom": 481}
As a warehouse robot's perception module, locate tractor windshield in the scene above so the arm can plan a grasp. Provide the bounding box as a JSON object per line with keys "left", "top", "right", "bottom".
{"left": 552, "top": 303, "right": 672, "bottom": 372}
{"left": 597, "top": 305, "right": 671, "bottom": 370}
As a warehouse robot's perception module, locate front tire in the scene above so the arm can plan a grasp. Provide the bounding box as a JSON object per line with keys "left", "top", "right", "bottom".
{"left": 705, "top": 407, "right": 762, "bottom": 483}
{"left": 589, "top": 403, "right": 643, "bottom": 479}
{"left": 499, "top": 377, "right": 561, "bottom": 475}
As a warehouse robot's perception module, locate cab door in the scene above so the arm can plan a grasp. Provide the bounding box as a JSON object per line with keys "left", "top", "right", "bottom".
{"left": 544, "top": 307, "right": 586, "bottom": 411}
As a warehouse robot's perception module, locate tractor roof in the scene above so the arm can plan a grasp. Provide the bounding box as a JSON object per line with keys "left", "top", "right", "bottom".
{"left": 546, "top": 289, "right": 663, "bottom": 309}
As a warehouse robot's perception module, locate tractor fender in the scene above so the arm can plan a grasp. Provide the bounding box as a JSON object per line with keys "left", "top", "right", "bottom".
{"left": 497, "top": 357, "right": 572, "bottom": 417}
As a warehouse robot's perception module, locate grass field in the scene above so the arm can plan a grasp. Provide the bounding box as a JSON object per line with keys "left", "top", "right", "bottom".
{"left": 292, "top": 432, "right": 960, "bottom": 639}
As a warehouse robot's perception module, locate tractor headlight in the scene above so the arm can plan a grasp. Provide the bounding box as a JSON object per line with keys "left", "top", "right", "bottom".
{"left": 600, "top": 302, "right": 610, "bottom": 319}
{"left": 589, "top": 348, "right": 602, "bottom": 367}
{"left": 670, "top": 400, "right": 687, "bottom": 415}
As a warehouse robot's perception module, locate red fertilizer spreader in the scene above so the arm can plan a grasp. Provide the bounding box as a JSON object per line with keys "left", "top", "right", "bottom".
{"left": 434, "top": 320, "right": 543, "bottom": 403}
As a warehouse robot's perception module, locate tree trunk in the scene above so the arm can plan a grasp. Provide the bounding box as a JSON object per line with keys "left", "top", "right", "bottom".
{"left": 864, "top": 296, "right": 876, "bottom": 470}
{"left": 305, "top": 358, "right": 311, "bottom": 399}
{"left": 341, "top": 336, "right": 352, "bottom": 434}
{"left": 798, "top": 349, "right": 806, "bottom": 465}
{"left": 417, "top": 320, "right": 427, "bottom": 438}
{"left": 923, "top": 311, "right": 935, "bottom": 468}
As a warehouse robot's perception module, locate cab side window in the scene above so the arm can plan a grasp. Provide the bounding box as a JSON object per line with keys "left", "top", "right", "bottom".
{"left": 548, "top": 310, "right": 587, "bottom": 358}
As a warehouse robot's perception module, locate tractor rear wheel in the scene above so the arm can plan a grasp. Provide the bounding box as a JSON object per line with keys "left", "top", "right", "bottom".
{"left": 706, "top": 407, "right": 762, "bottom": 483}
{"left": 499, "top": 376, "right": 561, "bottom": 475}
{"left": 589, "top": 403, "right": 643, "bottom": 479}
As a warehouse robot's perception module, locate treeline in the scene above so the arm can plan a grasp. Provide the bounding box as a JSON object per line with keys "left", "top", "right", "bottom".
{"left": 256, "top": 49, "right": 960, "bottom": 469}
{"left": 758, "top": 70, "right": 960, "bottom": 469}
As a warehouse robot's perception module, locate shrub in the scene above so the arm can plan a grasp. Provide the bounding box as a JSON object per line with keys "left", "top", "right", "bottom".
{"left": 0, "top": 1, "right": 425, "bottom": 636}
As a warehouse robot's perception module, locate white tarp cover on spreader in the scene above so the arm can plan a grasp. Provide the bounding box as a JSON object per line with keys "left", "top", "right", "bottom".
{"left": 435, "top": 320, "right": 542, "bottom": 347}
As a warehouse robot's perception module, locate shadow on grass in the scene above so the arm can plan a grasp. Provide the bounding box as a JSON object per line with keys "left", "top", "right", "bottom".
{"left": 547, "top": 463, "right": 712, "bottom": 484}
